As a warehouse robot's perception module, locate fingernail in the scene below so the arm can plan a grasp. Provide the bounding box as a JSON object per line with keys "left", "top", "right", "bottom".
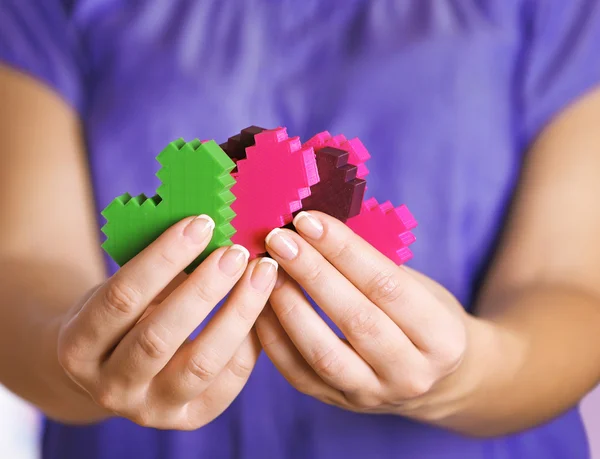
{"left": 219, "top": 245, "right": 249, "bottom": 276}
{"left": 184, "top": 215, "right": 215, "bottom": 244}
{"left": 251, "top": 258, "right": 278, "bottom": 292}
{"left": 293, "top": 212, "right": 323, "bottom": 239}
{"left": 265, "top": 229, "right": 298, "bottom": 260}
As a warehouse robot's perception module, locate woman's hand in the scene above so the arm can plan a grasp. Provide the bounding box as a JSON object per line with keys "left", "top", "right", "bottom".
{"left": 57, "top": 215, "right": 277, "bottom": 429}
{"left": 256, "top": 211, "right": 474, "bottom": 420}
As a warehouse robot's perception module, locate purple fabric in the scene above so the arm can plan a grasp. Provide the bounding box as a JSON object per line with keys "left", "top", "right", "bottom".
{"left": 2, "top": 1, "right": 600, "bottom": 458}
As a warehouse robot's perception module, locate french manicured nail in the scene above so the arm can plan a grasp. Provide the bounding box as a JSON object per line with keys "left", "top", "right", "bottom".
{"left": 251, "top": 258, "right": 278, "bottom": 292}
{"left": 266, "top": 229, "right": 298, "bottom": 260}
{"left": 219, "top": 245, "right": 249, "bottom": 276}
{"left": 293, "top": 212, "right": 323, "bottom": 239}
{"left": 184, "top": 215, "right": 215, "bottom": 243}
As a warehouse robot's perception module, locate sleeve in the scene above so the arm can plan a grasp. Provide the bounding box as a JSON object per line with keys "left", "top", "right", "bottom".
{"left": 0, "top": 1, "right": 85, "bottom": 112}
{"left": 519, "top": 0, "right": 600, "bottom": 148}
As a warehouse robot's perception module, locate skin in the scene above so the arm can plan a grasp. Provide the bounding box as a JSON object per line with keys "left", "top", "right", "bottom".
{"left": 0, "top": 65, "right": 279, "bottom": 428}
{"left": 257, "top": 86, "right": 600, "bottom": 436}
{"left": 0, "top": 63, "right": 600, "bottom": 436}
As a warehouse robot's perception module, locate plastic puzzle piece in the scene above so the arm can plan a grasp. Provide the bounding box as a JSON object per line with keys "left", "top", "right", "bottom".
{"left": 303, "top": 131, "right": 371, "bottom": 179}
{"left": 101, "top": 139, "right": 236, "bottom": 272}
{"left": 231, "top": 127, "right": 319, "bottom": 257}
{"left": 346, "top": 197, "right": 417, "bottom": 265}
{"left": 301, "top": 147, "right": 366, "bottom": 221}
{"left": 220, "top": 126, "right": 266, "bottom": 161}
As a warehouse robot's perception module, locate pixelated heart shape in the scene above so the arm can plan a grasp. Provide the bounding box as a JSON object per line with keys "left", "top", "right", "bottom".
{"left": 230, "top": 127, "right": 319, "bottom": 257}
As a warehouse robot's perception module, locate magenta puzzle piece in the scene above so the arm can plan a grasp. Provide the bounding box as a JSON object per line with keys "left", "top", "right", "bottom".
{"left": 303, "top": 131, "right": 371, "bottom": 179}
{"left": 231, "top": 127, "right": 319, "bottom": 257}
{"left": 301, "top": 147, "right": 366, "bottom": 221}
{"left": 346, "top": 197, "right": 417, "bottom": 265}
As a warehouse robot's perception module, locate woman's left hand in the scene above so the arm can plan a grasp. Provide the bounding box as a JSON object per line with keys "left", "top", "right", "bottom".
{"left": 255, "top": 211, "right": 472, "bottom": 419}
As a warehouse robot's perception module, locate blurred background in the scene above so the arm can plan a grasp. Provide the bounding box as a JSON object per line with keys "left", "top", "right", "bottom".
{"left": 0, "top": 385, "right": 598, "bottom": 457}
{"left": 584, "top": 391, "right": 600, "bottom": 457}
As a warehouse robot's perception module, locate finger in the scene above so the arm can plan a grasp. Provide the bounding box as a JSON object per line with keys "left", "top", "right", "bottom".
{"left": 104, "top": 244, "right": 250, "bottom": 384}
{"left": 185, "top": 332, "right": 262, "bottom": 428}
{"left": 255, "top": 304, "right": 350, "bottom": 407}
{"left": 60, "top": 215, "right": 214, "bottom": 374}
{"left": 267, "top": 271, "right": 384, "bottom": 391}
{"left": 292, "top": 211, "right": 454, "bottom": 353}
{"left": 154, "top": 257, "right": 277, "bottom": 401}
{"left": 138, "top": 273, "right": 188, "bottom": 323}
{"left": 265, "top": 228, "right": 422, "bottom": 378}
{"left": 116, "top": 333, "right": 264, "bottom": 431}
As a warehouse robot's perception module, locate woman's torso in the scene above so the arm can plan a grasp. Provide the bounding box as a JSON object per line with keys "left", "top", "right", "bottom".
{"left": 42, "top": 0, "right": 590, "bottom": 457}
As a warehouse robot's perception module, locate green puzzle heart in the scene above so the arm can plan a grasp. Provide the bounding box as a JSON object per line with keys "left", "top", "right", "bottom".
{"left": 101, "top": 139, "right": 236, "bottom": 273}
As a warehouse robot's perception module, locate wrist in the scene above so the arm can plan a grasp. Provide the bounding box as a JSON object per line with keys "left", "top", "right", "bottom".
{"left": 399, "top": 313, "right": 525, "bottom": 434}
{"left": 416, "top": 314, "right": 527, "bottom": 433}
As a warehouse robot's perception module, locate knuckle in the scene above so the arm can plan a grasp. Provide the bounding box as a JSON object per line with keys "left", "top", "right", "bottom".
{"left": 94, "top": 384, "right": 122, "bottom": 411}
{"left": 366, "top": 271, "right": 405, "bottom": 304}
{"left": 288, "top": 374, "right": 314, "bottom": 396}
{"left": 284, "top": 368, "right": 330, "bottom": 399}
{"left": 104, "top": 281, "right": 142, "bottom": 317}
{"left": 402, "top": 374, "right": 435, "bottom": 399}
{"left": 275, "top": 299, "right": 300, "bottom": 323}
{"left": 346, "top": 392, "right": 382, "bottom": 411}
{"left": 130, "top": 410, "right": 154, "bottom": 428}
{"left": 342, "top": 307, "right": 380, "bottom": 339}
{"left": 328, "top": 240, "right": 353, "bottom": 264}
{"left": 95, "top": 382, "right": 149, "bottom": 418}
{"left": 136, "top": 324, "right": 170, "bottom": 360}
{"left": 187, "top": 350, "right": 221, "bottom": 383}
{"left": 189, "top": 279, "right": 219, "bottom": 304}
{"left": 426, "top": 321, "right": 467, "bottom": 372}
{"left": 157, "top": 247, "right": 178, "bottom": 268}
{"left": 300, "top": 261, "right": 324, "bottom": 285}
{"left": 227, "top": 354, "right": 255, "bottom": 380}
{"left": 185, "top": 399, "right": 215, "bottom": 429}
{"left": 229, "top": 300, "right": 260, "bottom": 327}
{"left": 57, "top": 340, "right": 82, "bottom": 375}
{"left": 311, "top": 347, "right": 343, "bottom": 380}
{"left": 438, "top": 339, "right": 465, "bottom": 372}
{"left": 57, "top": 330, "right": 96, "bottom": 379}
{"left": 256, "top": 326, "right": 282, "bottom": 350}
{"left": 446, "top": 326, "right": 467, "bottom": 366}
{"left": 390, "top": 396, "right": 426, "bottom": 415}
{"left": 320, "top": 394, "right": 343, "bottom": 407}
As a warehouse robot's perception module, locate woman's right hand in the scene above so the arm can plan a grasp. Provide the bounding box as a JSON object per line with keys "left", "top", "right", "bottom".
{"left": 56, "top": 215, "right": 278, "bottom": 429}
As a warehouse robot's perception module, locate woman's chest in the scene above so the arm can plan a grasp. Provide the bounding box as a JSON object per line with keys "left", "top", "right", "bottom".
{"left": 77, "top": 0, "right": 524, "bottom": 302}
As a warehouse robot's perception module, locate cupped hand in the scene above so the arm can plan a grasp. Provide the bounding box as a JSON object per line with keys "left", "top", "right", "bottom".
{"left": 57, "top": 215, "right": 277, "bottom": 429}
{"left": 256, "top": 211, "right": 470, "bottom": 419}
